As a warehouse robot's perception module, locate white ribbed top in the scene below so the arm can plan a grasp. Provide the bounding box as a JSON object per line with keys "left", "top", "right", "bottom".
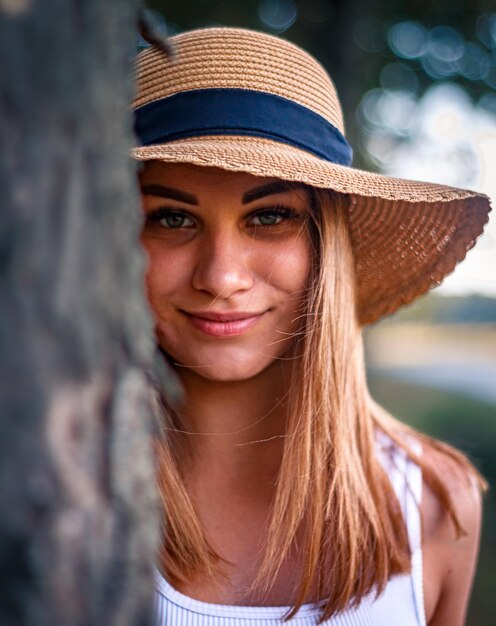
{"left": 153, "top": 437, "right": 426, "bottom": 625}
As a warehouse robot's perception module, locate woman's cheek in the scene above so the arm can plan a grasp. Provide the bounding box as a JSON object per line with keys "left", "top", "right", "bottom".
{"left": 258, "top": 239, "right": 311, "bottom": 296}
{"left": 142, "top": 243, "right": 184, "bottom": 314}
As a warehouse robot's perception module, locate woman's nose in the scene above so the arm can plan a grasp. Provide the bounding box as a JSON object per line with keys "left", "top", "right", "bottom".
{"left": 191, "top": 230, "right": 255, "bottom": 299}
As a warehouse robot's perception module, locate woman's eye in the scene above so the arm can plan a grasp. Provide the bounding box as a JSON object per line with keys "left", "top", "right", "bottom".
{"left": 248, "top": 207, "right": 295, "bottom": 226}
{"left": 146, "top": 209, "right": 195, "bottom": 229}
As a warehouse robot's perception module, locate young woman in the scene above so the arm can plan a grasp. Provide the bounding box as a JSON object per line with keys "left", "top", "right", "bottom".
{"left": 132, "top": 27, "right": 490, "bottom": 626}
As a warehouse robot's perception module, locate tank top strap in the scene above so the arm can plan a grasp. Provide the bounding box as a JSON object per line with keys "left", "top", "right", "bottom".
{"left": 375, "top": 432, "right": 426, "bottom": 626}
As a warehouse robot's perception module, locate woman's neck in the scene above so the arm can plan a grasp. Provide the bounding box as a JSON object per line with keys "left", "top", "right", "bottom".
{"left": 174, "top": 360, "right": 291, "bottom": 482}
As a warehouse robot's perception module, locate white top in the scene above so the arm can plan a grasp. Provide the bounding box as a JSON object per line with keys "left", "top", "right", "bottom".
{"left": 153, "top": 435, "right": 426, "bottom": 625}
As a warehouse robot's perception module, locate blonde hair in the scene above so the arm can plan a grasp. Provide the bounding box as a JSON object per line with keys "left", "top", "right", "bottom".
{"left": 153, "top": 186, "right": 487, "bottom": 622}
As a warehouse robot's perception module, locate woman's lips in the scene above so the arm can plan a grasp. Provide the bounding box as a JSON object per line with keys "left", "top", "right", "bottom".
{"left": 181, "top": 310, "right": 266, "bottom": 337}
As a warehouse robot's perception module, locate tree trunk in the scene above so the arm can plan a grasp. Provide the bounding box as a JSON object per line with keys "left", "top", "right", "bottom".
{"left": 0, "top": 1, "right": 162, "bottom": 625}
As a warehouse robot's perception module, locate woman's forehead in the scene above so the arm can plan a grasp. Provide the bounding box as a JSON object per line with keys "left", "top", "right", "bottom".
{"left": 139, "top": 161, "right": 309, "bottom": 200}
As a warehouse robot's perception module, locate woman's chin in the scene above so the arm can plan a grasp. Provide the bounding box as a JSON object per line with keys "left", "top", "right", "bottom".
{"left": 166, "top": 351, "right": 281, "bottom": 384}
{"left": 181, "top": 362, "right": 272, "bottom": 383}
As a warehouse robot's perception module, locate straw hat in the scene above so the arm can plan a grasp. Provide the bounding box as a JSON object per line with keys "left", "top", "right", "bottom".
{"left": 132, "top": 26, "right": 491, "bottom": 325}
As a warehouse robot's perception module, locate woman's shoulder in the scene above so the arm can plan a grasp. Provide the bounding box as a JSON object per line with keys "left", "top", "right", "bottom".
{"left": 375, "top": 427, "right": 483, "bottom": 624}
{"left": 383, "top": 431, "right": 483, "bottom": 582}
{"left": 375, "top": 428, "right": 482, "bottom": 533}
{"left": 420, "top": 441, "right": 482, "bottom": 539}
{"left": 420, "top": 441, "right": 483, "bottom": 626}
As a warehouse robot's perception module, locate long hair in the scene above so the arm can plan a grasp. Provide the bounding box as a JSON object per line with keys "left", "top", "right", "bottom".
{"left": 153, "top": 186, "right": 487, "bottom": 621}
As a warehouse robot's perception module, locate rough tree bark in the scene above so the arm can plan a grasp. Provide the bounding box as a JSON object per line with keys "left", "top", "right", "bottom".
{"left": 0, "top": 1, "right": 163, "bottom": 625}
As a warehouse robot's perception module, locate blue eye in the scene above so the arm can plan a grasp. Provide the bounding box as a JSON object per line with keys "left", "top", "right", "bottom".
{"left": 147, "top": 209, "right": 195, "bottom": 229}
{"left": 248, "top": 207, "right": 295, "bottom": 226}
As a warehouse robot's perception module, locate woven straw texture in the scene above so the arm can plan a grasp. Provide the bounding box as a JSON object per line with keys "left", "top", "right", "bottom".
{"left": 132, "top": 27, "right": 491, "bottom": 325}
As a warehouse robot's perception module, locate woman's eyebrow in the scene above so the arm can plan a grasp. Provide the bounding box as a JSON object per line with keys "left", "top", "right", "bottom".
{"left": 242, "top": 181, "right": 304, "bottom": 204}
{"left": 140, "top": 184, "right": 198, "bottom": 205}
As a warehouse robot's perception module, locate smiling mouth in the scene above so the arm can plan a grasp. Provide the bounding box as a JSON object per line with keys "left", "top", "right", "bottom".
{"left": 180, "top": 310, "right": 267, "bottom": 337}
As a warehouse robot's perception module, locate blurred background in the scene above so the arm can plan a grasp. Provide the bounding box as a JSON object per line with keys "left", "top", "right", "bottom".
{"left": 140, "top": 1, "right": 495, "bottom": 622}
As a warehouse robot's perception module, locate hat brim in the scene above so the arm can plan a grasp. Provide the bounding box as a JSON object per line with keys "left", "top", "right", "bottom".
{"left": 132, "top": 135, "right": 491, "bottom": 325}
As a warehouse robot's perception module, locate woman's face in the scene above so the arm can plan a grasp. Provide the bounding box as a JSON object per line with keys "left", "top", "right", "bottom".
{"left": 139, "top": 162, "right": 313, "bottom": 382}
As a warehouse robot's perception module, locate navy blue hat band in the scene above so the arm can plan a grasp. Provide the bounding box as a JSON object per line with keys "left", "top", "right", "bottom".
{"left": 134, "top": 88, "right": 353, "bottom": 167}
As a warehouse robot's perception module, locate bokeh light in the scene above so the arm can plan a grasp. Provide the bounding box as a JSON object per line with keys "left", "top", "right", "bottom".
{"left": 358, "top": 88, "right": 417, "bottom": 138}
{"left": 257, "top": 0, "right": 297, "bottom": 33}
{"left": 428, "top": 26, "right": 465, "bottom": 63}
{"left": 476, "top": 12, "right": 496, "bottom": 48}
{"left": 479, "top": 91, "right": 496, "bottom": 115}
{"left": 457, "top": 42, "right": 486, "bottom": 80}
{"left": 388, "top": 21, "right": 428, "bottom": 59}
{"left": 387, "top": 17, "right": 496, "bottom": 86}
{"left": 480, "top": 52, "right": 496, "bottom": 88}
